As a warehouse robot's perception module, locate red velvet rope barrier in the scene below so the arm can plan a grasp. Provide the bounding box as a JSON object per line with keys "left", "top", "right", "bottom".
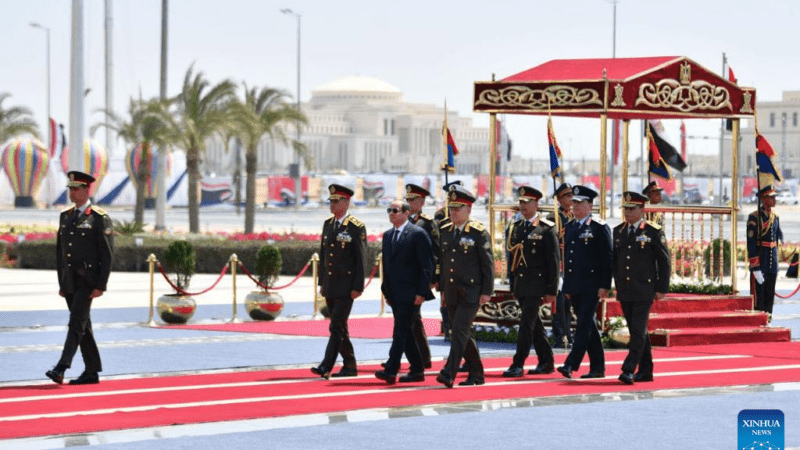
{"left": 238, "top": 260, "right": 311, "bottom": 291}
{"left": 363, "top": 261, "right": 380, "bottom": 289}
{"left": 775, "top": 282, "right": 800, "bottom": 299}
{"left": 156, "top": 262, "right": 229, "bottom": 296}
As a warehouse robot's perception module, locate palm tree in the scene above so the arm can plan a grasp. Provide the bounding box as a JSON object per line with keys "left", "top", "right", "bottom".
{"left": 0, "top": 93, "right": 40, "bottom": 145}
{"left": 231, "top": 84, "right": 308, "bottom": 233}
{"left": 173, "top": 65, "right": 236, "bottom": 233}
{"left": 92, "top": 97, "right": 176, "bottom": 223}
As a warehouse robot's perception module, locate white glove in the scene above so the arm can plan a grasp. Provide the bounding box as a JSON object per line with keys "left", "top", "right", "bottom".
{"left": 558, "top": 277, "right": 563, "bottom": 292}
{"left": 753, "top": 270, "right": 765, "bottom": 285}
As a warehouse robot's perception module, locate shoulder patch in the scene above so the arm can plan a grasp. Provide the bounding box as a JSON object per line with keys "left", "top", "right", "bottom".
{"left": 92, "top": 206, "right": 108, "bottom": 216}
{"left": 469, "top": 220, "right": 486, "bottom": 232}
{"left": 645, "top": 220, "right": 662, "bottom": 230}
{"left": 346, "top": 216, "right": 364, "bottom": 227}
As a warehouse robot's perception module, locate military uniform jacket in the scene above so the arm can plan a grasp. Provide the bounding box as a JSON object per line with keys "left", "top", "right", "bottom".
{"left": 410, "top": 212, "right": 440, "bottom": 282}
{"left": 746, "top": 209, "right": 783, "bottom": 274}
{"left": 56, "top": 205, "right": 114, "bottom": 293}
{"left": 319, "top": 214, "right": 368, "bottom": 298}
{"left": 645, "top": 211, "right": 664, "bottom": 228}
{"left": 545, "top": 206, "right": 573, "bottom": 243}
{"left": 507, "top": 214, "right": 560, "bottom": 299}
{"left": 562, "top": 215, "right": 613, "bottom": 296}
{"left": 439, "top": 219, "right": 494, "bottom": 305}
{"left": 612, "top": 220, "right": 670, "bottom": 302}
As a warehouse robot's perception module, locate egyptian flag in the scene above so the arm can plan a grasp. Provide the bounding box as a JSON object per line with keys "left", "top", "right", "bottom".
{"left": 647, "top": 120, "right": 686, "bottom": 172}
{"left": 756, "top": 129, "right": 781, "bottom": 187}
{"left": 444, "top": 126, "right": 458, "bottom": 173}
{"left": 548, "top": 117, "right": 562, "bottom": 178}
{"left": 647, "top": 124, "right": 672, "bottom": 181}
{"left": 680, "top": 120, "right": 687, "bottom": 163}
{"left": 49, "top": 119, "right": 66, "bottom": 158}
{"left": 726, "top": 67, "right": 738, "bottom": 131}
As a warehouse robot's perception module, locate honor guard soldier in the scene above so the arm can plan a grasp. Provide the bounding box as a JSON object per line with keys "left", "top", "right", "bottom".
{"left": 311, "top": 184, "right": 368, "bottom": 379}
{"left": 433, "top": 179, "right": 462, "bottom": 340}
{"left": 405, "top": 183, "right": 439, "bottom": 368}
{"left": 46, "top": 171, "right": 114, "bottom": 385}
{"left": 502, "top": 186, "right": 559, "bottom": 378}
{"left": 557, "top": 185, "right": 612, "bottom": 380}
{"left": 642, "top": 181, "right": 664, "bottom": 227}
{"left": 436, "top": 185, "right": 494, "bottom": 388}
{"left": 613, "top": 192, "right": 670, "bottom": 385}
{"left": 546, "top": 182, "right": 574, "bottom": 348}
{"left": 747, "top": 185, "right": 783, "bottom": 315}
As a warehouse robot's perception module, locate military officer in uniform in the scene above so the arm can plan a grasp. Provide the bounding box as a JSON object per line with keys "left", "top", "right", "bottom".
{"left": 433, "top": 180, "right": 462, "bottom": 340}
{"left": 502, "top": 187, "right": 559, "bottom": 378}
{"left": 405, "top": 183, "right": 439, "bottom": 368}
{"left": 311, "top": 184, "right": 368, "bottom": 379}
{"left": 436, "top": 185, "right": 494, "bottom": 388}
{"left": 557, "top": 185, "right": 612, "bottom": 380}
{"left": 643, "top": 181, "right": 664, "bottom": 227}
{"left": 747, "top": 185, "right": 783, "bottom": 315}
{"left": 46, "top": 171, "right": 114, "bottom": 385}
{"left": 613, "top": 192, "right": 671, "bottom": 385}
{"left": 546, "top": 182, "right": 574, "bottom": 349}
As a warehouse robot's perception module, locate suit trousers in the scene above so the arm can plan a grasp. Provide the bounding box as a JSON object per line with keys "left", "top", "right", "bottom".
{"left": 755, "top": 272, "right": 778, "bottom": 315}
{"left": 386, "top": 301, "right": 424, "bottom": 374}
{"left": 444, "top": 302, "right": 484, "bottom": 380}
{"left": 512, "top": 296, "right": 554, "bottom": 368}
{"left": 619, "top": 300, "right": 653, "bottom": 375}
{"left": 58, "top": 276, "right": 102, "bottom": 372}
{"left": 563, "top": 293, "right": 605, "bottom": 373}
{"left": 410, "top": 304, "right": 432, "bottom": 364}
{"left": 321, "top": 296, "right": 357, "bottom": 370}
{"left": 551, "top": 290, "right": 573, "bottom": 344}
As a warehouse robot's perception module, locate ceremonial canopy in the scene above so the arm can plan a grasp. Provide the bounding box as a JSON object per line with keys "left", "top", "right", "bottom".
{"left": 473, "top": 56, "right": 756, "bottom": 120}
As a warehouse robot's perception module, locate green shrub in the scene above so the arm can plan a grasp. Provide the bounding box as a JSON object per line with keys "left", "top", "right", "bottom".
{"left": 669, "top": 282, "right": 732, "bottom": 295}
{"left": 163, "top": 240, "right": 196, "bottom": 290}
{"left": 254, "top": 244, "right": 282, "bottom": 288}
{"left": 703, "top": 238, "right": 731, "bottom": 277}
{"left": 113, "top": 220, "right": 146, "bottom": 236}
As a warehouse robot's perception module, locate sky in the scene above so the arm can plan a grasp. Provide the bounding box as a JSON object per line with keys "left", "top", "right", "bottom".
{"left": 2, "top": 0, "right": 799, "bottom": 167}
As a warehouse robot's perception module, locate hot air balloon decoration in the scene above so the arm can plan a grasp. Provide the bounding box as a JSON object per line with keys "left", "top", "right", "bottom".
{"left": 2, "top": 139, "right": 50, "bottom": 207}
{"left": 60, "top": 139, "right": 109, "bottom": 198}
{"left": 125, "top": 143, "right": 173, "bottom": 209}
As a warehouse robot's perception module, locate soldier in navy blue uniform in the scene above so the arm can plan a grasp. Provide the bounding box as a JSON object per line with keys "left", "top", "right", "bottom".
{"left": 747, "top": 185, "right": 783, "bottom": 315}
{"left": 613, "top": 192, "right": 671, "bottom": 385}
{"left": 46, "top": 171, "right": 114, "bottom": 385}
{"left": 311, "top": 184, "right": 368, "bottom": 379}
{"left": 546, "top": 182, "right": 574, "bottom": 349}
{"left": 557, "top": 185, "right": 612, "bottom": 380}
{"left": 643, "top": 181, "right": 665, "bottom": 227}
{"left": 502, "top": 187, "right": 559, "bottom": 378}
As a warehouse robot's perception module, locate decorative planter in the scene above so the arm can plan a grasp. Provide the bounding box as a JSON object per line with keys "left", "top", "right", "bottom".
{"left": 157, "top": 294, "right": 197, "bottom": 324}
{"left": 245, "top": 291, "right": 284, "bottom": 321}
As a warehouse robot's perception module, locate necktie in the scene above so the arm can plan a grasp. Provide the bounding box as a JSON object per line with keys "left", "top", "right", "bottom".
{"left": 628, "top": 226, "right": 634, "bottom": 238}
{"left": 393, "top": 228, "right": 400, "bottom": 242}
{"left": 454, "top": 228, "right": 461, "bottom": 240}
{"left": 72, "top": 208, "right": 81, "bottom": 224}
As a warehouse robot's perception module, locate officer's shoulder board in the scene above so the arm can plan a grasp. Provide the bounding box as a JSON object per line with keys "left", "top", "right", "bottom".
{"left": 540, "top": 217, "right": 555, "bottom": 227}
{"left": 645, "top": 220, "right": 662, "bottom": 230}
{"left": 440, "top": 221, "right": 454, "bottom": 231}
{"left": 61, "top": 206, "right": 75, "bottom": 214}
{"left": 419, "top": 212, "right": 433, "bottom": 221}
{"left": 592, "top": 217, "right": 607, "bottom": 226}
{"left": 344, "top": 215, "right": 364, "bottom": 227}
{"left": 91, "top": 206, "right": 109, "bottom": 216}
{"left": 467, "top": 220, "right": 486, "bottom": 232}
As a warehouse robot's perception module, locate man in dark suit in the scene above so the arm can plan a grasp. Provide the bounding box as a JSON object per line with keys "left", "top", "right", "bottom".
{"left": 502, "top": 186, "right": 559, "bottom": 378}
{"left": 375, "top": 200, "right": 434, "bottom": 384}
{"left": 46, "top": 171, "right": 114, "bottom": 385}
{"left": 311, "top": 184, "right": 368, "bottom": 379}
{"left": 557, "top": 185, "right": 612, "bottom": 380}
{"left": 436, "top": 185, "right": 494, "bottom": 388}
{"left": 747, "top": 185, "right": 783, "bottom": 315}
{"left": 614, "top": 192, "right": 671, "bottom": 385}
{"left": 405, "top": 183, "right": 439, "bottom": 368}
{"left": 546, "top": 182, "right": 574, "bottom": 349}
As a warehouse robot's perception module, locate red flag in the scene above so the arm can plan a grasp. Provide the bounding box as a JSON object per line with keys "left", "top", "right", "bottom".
{"left": 728, "top": 67, "right": 737, "bottom": 84}
{"left": 680, "top": 120, "right": 687, "bottom": 162}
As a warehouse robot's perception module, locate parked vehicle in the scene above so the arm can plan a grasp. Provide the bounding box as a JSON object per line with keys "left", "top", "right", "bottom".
{"left": 683, "top": 188, "right": 703, "bottom": 204}
{"left": 775, "top": 191, "right": 799, "bottom": 205}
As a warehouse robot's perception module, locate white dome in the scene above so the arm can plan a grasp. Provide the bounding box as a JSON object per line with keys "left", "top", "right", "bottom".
{"left": 314, "top": 76, "right": 401, "bottom": 94}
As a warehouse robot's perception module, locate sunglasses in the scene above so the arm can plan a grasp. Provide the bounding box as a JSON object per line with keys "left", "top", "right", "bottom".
{"left": 387, "top": 207, "right": 403, "bottom": 214}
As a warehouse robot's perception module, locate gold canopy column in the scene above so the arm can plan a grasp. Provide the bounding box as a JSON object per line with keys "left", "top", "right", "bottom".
{"left": 489, "top": 112, "right": 497, "bottom": 241}
{"left": 731, "top": 118, "right": 740, "bottom": 293}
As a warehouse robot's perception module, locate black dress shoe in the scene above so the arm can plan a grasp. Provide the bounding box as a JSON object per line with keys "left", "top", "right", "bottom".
{"left": 331, "top": 368, "right": 358, "bottom": 377}
{"left": 310, "top": 365, "right": 331, "bottom": 379}
{"left": 579, "top": 371, "right": 605, "bottom": 379}
{"left": 374, "top": 370, "right": 397, "bottom": 384}
{"left": 557, "top": 365, "right": 573, "bottom": 379}
{"left": 398, "top": 372, "right": 425, "bottom": 383}
{"left": 502, "top": 366, "right": 524, "bottom": 378}
{"left": 634, "top": 373, "right": 654, "bottom": 382}
{"left": 45, "top": 367, "right": 65, "bottom": 385}
{"left": 424, "top": 360, "right": 432, "bottom": 369}
{"left": 458, "top": 363, "right": 469, "bottom": 372}
{"left": 436, "top": 373, "right": 454, "bottom": 388}
{"left": 528, "top": 363, "right": 555, "bottom": 375}
{"left": 69, "top": 371, "right": 99, "bottom": 385}
{"left": 618, "top": 372, "right": 635, "bottom": 385}
{"left": 458, "top": 375, "right": 485, "bottom": 386}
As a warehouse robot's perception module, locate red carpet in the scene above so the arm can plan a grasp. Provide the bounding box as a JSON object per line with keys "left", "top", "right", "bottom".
{"left": 2, "top": 341, "right": 800, "bottom": 440}
{"left": 163, "top": 317, "right": 442, "bottom": 339}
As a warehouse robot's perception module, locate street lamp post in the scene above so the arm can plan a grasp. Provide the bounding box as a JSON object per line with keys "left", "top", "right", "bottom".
{"left": 281, "top": 8, "right": 302, "bottom": 207}
{"left": 30, "top": 22, "right": 51, "bottom": 150}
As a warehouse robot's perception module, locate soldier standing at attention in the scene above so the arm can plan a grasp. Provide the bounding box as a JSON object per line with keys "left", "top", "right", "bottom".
{"left": 311, "top": 184, "right": 368, "bottom": 379}
{"left": 502, "top": 186, "right": 559, "bottom": 378}
{"left": 546, "top": 182, "right": 574, "bottom": 349}
{"left": 436, "top": 185, "right": 494, "bottom": 388}
{"left": 747, "top": 185, "right": 783, "bottom": 315}
{"left": 642, "top": 180, "right": 665, "bottom": 227}
{"left": 557, "top": 185, "right": 612, "bottom": 380}
{"left": 46, "top": 171, "right": 114, "bottom": 385}
{"left": 613, "top": 192, "right": 670, "bottom": 385}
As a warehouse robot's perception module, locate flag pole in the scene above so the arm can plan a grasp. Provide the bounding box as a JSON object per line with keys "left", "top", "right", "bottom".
{"left": 442, "top": 99, "right": 450, "bottom": 219}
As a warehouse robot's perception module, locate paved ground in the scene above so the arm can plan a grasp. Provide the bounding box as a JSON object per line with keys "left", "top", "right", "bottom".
{"left": 1, "top": 266, "right": 799, "bottom": 449}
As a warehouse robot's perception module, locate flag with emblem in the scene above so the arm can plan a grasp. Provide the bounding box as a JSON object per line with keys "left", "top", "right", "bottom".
{"left": 647, "top": 123, "right": 672, "bottom": 181}
{"left": 755, "top": 127, "right": 781, "bottom": 187}
{"left": 548, "top": 116, "right": 562, "bottom": 179}
{"left": 442, "top": 101, "right": 458, "bottom": 174}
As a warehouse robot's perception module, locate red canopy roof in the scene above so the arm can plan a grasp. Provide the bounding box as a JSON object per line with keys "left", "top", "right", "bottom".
{"left": 474, "top": 56, "right": 755, "bottom": 120}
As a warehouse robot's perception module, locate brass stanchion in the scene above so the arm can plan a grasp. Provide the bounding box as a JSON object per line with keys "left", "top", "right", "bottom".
{"left": 147, "top": 254, "right": 157, "bottom": 327}
{"left": 230, "top": 254, "right": 241, "bottom": 323}
{"left": 377, "top": 252, "right": 385, "bottom": 316}
{"left": 311, "top": 253, "right": 320, "bottom": 317}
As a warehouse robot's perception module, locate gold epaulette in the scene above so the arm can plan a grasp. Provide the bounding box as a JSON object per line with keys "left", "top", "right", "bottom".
{"left": 91, "top": 206, "right": 109, "bottom": 216}
{"left": 344, "top": 215, "right": 364, "bottom": 227}
{"left": 419, "top": 212, "right": 433, "bottom": 221}
{"left": 540, "top": 217, "right": 555, "bottom": 227}
{"left": 61, "top": 206, "right": 75, "bottom": 214}
{"left": 440, "top": 221, "right": 454, "bottom": 231}
{"left": 645, "top": 220, "right": 662, "bottom": 230}
{"left": 466, "top": 220, "right": 485, "bottom": 232}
